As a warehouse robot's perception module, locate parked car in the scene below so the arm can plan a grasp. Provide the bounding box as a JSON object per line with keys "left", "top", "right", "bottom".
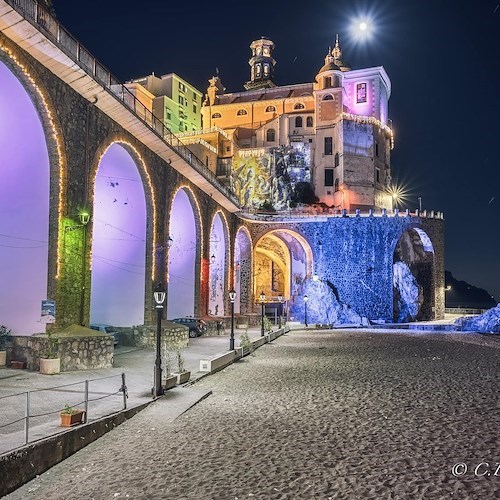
{"left": 170, "top": 317, "right": 207, "bottom": 338}
{"left": 89, "top": 324, "right": 119, "bottom": 346}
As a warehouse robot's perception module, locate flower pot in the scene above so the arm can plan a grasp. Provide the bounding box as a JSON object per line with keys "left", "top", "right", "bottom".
{"left": 176, "top": 371, "right": 191, "bottom": 385}
{"left": 163, "top": 374, "right": 177, "bottom": 391}
{"left": 60, "top": 410, "right": 85, "bottom": 427}
{"left": 11, "top": 360, "right": 25, "bottom": 369}
{"left": 0, "top": 350, "right": 6, "bottom": 367}
{"left": 40, "top": 357, "right": 61, "bottom": 375}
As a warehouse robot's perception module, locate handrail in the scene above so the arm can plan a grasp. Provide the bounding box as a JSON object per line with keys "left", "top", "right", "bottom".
{"left": 5, "top": 0, "right": 240, "bottom": 207}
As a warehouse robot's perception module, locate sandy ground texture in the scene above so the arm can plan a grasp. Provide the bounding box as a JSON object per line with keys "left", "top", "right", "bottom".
{"left": 5, "top": 329, "right": 500, "bottom": 499}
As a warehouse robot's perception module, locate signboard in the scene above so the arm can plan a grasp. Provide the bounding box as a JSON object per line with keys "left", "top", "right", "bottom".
{"left": 41, "top": 300, "right": 56, "bottom": 323}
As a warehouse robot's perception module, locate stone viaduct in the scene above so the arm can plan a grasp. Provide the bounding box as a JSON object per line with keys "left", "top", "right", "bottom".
{"left": 0, "top": 0, "right": 444, "bottom": 335}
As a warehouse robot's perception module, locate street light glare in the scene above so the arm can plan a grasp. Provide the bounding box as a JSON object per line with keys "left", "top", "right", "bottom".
{"left": 359, "top": 22, "right": 368, "bottom": 31}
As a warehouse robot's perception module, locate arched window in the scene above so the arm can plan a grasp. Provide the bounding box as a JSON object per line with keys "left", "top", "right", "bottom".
{"left": 294, "top": 103, "right": 305, "bottom": 110}
{"left": 264, "top": 64, "right": 269, "bottom": 75}
{"left": 265, "top": 105, "right": 276, "bottom": 113}
{"left": 322, "top": 94, "right": 334, "bottom": 101}
{"left": 266, "top": 128, "right": 276, "bottom": 142}
{"left": 334, "top": 152, "right": 340, "bottom": 167}
{"left": 256, "top": 64, "right": 262, "bottom": 76}
{"left": 212, "top": 112, "right": 221, "bottom": 119}
{"left": 306, "top": 116, "right": 313, "bottom": 127}
{"left": 334, "top": 179, "right": 340, "bottom": 192}
{"left": 295, "top": 116, "right": 303, "bottom": 128}
{"left": 237, "top": 109, "right": 248, "bottom": 116}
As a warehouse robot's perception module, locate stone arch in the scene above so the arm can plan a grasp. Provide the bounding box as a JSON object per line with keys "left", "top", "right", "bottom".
{"left": 254, "top": 229, "right": 314, "bottom": 308}
{"left": 166, "top": 186, "right": 203, "bottom": 318}
{"left": 89, "top": 140, "right": 152, "bottom": 327}
{"left": 393, "top": 227, "right": 435, "bottom": 322}
{"left": 0, "top": 48, "right": 64, "bottom": 334}
{"left": 234, "top": 226, "right": 253, "bottom": 314}
{"left": 208, "top": 210, "right": 230, "bottom": 316}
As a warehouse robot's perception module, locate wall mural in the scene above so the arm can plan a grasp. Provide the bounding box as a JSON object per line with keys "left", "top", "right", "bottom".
{"left": 208, "top": 214, "right": 226, "bottom": 316}
{"left": 231, "top": 144, "right": 311, "bottom": 210}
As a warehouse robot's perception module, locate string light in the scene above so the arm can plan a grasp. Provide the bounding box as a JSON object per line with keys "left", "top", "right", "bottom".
{"left": 91, "top": 141, "right": 157, "bottom": 279}
{"left": 0, "top": 42, "right": 66, "bottom": 280}
{"left": 339, "top": 112, "right": 394, "bottom": 149}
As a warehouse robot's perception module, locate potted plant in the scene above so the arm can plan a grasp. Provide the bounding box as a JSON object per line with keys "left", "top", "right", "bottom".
{"left": 39, "top": 331, "right": 60, "bottom": 374}
{"left": 60, "top": 403, "right": 85, "bottom": 427}
{"left": 173, "top": 347, "right": 190, "bottom": 385}
{"left": 0, "top": 325, "right": 11, "bottom": 367}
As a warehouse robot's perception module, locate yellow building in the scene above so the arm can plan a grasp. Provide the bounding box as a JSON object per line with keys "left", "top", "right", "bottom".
{"left": 194, "top": 36, "right": 394, "bottom": 212}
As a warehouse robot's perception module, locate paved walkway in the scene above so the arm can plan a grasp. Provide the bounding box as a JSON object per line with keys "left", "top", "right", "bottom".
{"left": 0, "top": 327, "right": 265, "bottom": 455}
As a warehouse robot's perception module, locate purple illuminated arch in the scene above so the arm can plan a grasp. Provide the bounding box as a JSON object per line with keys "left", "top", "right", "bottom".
{"left": 234, "top": 227, "right": 252, "bottom": 314}
{"left": 90, "top": 144, "right": 147, "bottom": 326}
{"left": 0, "top": 60, "right": 50, "bottom": 334}
{"left": 167, "top": 188, "right": 199, "bottom": 319}
{"left": 208, "top": 212, "right": 228, "bottom": 316}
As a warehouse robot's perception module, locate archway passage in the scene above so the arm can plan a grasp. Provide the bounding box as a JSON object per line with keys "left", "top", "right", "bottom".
{"left": 208, "top": 213, "right": 227, "bottom": 316}
{"left": 393, "top": 228, "right": 435, "bottom": 322}
{"left": 90, "top": 144, "right": 147, "bottom": 327}
{"left": 167, "top": 189, "right": 197, "bottom": 319}
{"left": 234, "top": 228, "right": 252, "bottom": 314}
{"left": 0, "top": 61, "right": 50, "bottom": 335}
{"left": 254, "top": 230, "right": 313, "bottom": 314}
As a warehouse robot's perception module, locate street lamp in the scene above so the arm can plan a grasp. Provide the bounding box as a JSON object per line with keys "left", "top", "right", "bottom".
{"left": 304, "top": 294, "right": 309, "bottom": 327}
{"left": 153, "top": 282, "right": 166, "bottom": 398}
{"left": 277, "top": 294, "right": 283, "bottom": 329}
{"left": 259, "top": 291, "right": 266, "bottom": 337}
{"left": 229, "top": 289, "right": 236, "bottom": 350}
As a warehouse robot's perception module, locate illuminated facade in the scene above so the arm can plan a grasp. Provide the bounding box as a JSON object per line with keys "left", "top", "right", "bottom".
{"left": 195, "top": 36, "right": 393, "bottom": 212}
{"left": 126, "top": 73, "right": 203, "bottom": 134}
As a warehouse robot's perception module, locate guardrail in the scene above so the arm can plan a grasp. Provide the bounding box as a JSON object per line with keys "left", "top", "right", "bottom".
{"left": 445, "top": 308, "right": 489, "bottom": 316}
{"left": 5, "top": 0, "right": 240, "bottom": 207}
{"left": 0, "top": 373, "right": 127, "bottom": 455}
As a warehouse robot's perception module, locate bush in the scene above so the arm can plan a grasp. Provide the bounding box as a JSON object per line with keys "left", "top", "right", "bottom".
{"left": 0, "top": 325, "right": 11, "bottom": 350}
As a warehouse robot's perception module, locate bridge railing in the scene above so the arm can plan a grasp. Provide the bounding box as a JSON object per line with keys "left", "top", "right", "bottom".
{"left": 5, "top": 0, "right": 239, "bottom": 207}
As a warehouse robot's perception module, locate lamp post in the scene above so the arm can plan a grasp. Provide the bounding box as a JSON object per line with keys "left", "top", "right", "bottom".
{"left": 259, "top": 291, "right": 266, "bottom": 337}
{"left": 153, "top": 282, "right": 166, "bottom": 398}
{"left": 277, "top": 294, "right": 283, "bottom": 329}
{"left": 304, "top": 294, "right": 309, "bottom": 327}
{"left": 229, "top": 289, "right": 236, "bottom": 350}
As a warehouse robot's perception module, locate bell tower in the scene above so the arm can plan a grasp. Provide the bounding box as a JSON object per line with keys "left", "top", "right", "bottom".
{"left": 244, "top": 37, "right": 276, "bottom": 90}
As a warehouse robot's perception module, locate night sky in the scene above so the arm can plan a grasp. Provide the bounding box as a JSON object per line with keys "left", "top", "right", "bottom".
{"left": 52, "top": 0, "right": 500, "bottom": 301}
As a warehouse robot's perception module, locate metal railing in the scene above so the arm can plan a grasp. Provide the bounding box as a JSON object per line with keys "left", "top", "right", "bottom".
{"left": 0, "top": 373, "right": 127, "bottom": 455}
{"left": 445, "top": 307, "right": 489, "bottom": 316}
{"left": 5, "top": 0, "right": 239, "bottom": 207}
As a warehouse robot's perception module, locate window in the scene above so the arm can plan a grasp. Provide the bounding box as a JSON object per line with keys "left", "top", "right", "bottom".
{"left": 334, "top": 152, "right": 339, "bottom": 167}
{"left": 193, "top": 92, "right": 197, "bottom": 100}
{"left": 322, "top": 94, "right": 334, "bottom": 101}
{"left": 324, "top": 76, "right": 332, "bottom": 88}
{"left": 266, "top": 105, "right": 276, "bottom": 113}
{"left": 266, "top": 129, "right": 276, "bottom": 142}
{"left": 334, "top": 179, "right": 340, "bottom": 192}
{"left": 205, "top": 156, "right": 209, "bottom": 167}
{"left": 324, "top": 137, "right": 333, "bottom": 155}
{"left": 237, "top": 109, "right": 248, "bottom": 116}
{"left": 306, "top": 116, "right": 313, "bottom": 127}
{"left": 375, "top": 167, "right": 380, "bottom": 183}
{"left": 264, "top": 64, "right": 269, "bottom": 75}
{"left": 178, "top": 95, "right": 184, "bottom": 105}
{"left": 325, "top": 169, "right": 334, "bottom": 187}
{"left": 193, "top": 104, "right": 197, "bottom": 114}
{"left": 178, "top": 82, "right": 186, "bottom": 92}
{"left": 294, "top": 103, "right": 305, "bottom": 110}
{"left": 256, "top": 64, "right": 262, "bottom": 76}
{"left": 308, "top": 138, "right": 313, "bottom": 143}
{"left": 375, "top": 142, "right": 379, "bottom": 157}
{"left": 212, "top": 112, "right": 221, "bottom": 119}
{"left": 356, "top": 82, "right": 367, "bottom": 103}
{"left": 166, "top": 110, "right": 172, "bottom": 121}
{"left": 295, "top": 116, "right": 303, "bottom": 128}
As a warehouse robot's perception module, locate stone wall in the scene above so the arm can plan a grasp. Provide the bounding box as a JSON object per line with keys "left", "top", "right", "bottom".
{"left": 131, "top": 323, "right": 189, "bottom": 349}
{"left": 9, "top": 335, "right": 113, "bottom": 372}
